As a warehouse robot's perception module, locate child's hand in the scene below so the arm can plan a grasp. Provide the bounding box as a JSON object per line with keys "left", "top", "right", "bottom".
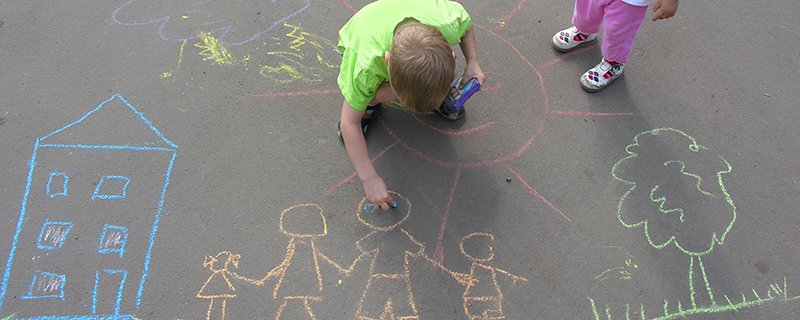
{"left": 652, "top": 0, "right": 679, "bottom": 21}
{"left": 363, "top": 176, "right": 395, "bottom": 211}
{"left": 461, "top": 62, "right": 485, "bottom": 89}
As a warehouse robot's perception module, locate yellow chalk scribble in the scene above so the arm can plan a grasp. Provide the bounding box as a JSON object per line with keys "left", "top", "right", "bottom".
{"left": 594, "top": 246, "right": 638, "bottom": 284}
{"left": 196, "top": 31, "right": 245, "bottom": 66}
{"left": 487, "top": 18, "right": 505, "bottom": 29}
{"left": 162, "top": 39, "right": 188, "bottom": 79}
{"left": 385, "top": 101, "right": 409, "bottom": 112}
{"left": 259, "top": 22, "right": 339, "bottom": 83}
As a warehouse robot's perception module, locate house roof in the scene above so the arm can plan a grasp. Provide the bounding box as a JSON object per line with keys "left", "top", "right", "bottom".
{"left": 39, "top": 94, "right": 178, "bottom": 150}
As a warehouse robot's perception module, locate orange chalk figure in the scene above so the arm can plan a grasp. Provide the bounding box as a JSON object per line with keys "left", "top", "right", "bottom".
{"left": 457, "top": 233, "right": 527, "bottom": 320}
{"left": 354, "top": 192, "right": 424, "bottom": 320}
{"left": 197, "top": 251, "right": 241, "bottom": 320}
{"left": 242, "top": 204, "right": 359, "bottom": 320}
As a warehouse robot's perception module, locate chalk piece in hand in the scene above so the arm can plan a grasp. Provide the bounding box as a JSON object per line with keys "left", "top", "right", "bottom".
{"left": 392, "top": 202, "right": 397, "bottom": 208}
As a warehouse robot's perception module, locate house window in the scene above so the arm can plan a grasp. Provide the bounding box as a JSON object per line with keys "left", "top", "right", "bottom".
{"left": 46, "top": 172, "right": 68, "bottom": 197}
{"left": 98, "top": 225, "right": 128, "bottom": 258}
{"left": 92, "top": 175, "right": 131, "bottom": 201}
{"left": 21, "top": 270, "right": 66, "bottom": 300}
{"left": 37, "top": 220, "right": 73, "bottom": 250}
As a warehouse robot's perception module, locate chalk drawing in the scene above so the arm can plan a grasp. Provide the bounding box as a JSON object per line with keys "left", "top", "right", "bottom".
{"left": 159, "top": 21, "right": 337, "bottom": 87}
{"left": 353, "top": 192, "right": 423, "bottom": 320}
{"left": 196, "top": 31, "right": 249, "bottom": 66}
{"left": 21, "top": 271, "right": 65, "bottom": 301}
{"left": 0, "top": 93, "right": 178, "bottom": 319}
{"left": 258, "top": 22, "right": 340, "bottom": 84}
{"left": 36, "top": 220, "right": 73, "bottom": 251}
{"left": 493, "top": 0, "right": 530, "bottom": 30}
{"left": 226, "top": 204, "right": 362, "bottom": 320}
{"left": 197, "top": 251, "right": 241, "bottom": 320}
{"left": 46, "top": 172, "right": 68, "bottom": 197}
{"left": 584, "top": 128, "right": 800, "bottom": 319}
{"left": 455, "top": 233, "right": 528, "bottom": 320}
{"left": 613, "top": 128, "right": 734, "bottom": 299}
{"left": 161, "top": 39, "right": 188, "bottom": 79}
{"left": 92, "top": 269, "right": 128, "bottom": 316}
{"left": 589, "top": 277, "right": 800, "bottom": 320}
{"left": 593, "top": 246, "right": 638, "bottom": 284}
{"left": 98, "top": 225, "right": 129, "bottom": 258}
{"left": 193, "top": 191, "right": 530, "bottom": 319}
{"left": 92, "top": 175, "right": 131, "bottom": 201}
{"left": 112, "top": 0, "right": 311, "bottom": 46}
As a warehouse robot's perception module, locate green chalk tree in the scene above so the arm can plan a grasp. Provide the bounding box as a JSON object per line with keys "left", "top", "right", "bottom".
{"left": 612, "top": 128, "right": 736, "bottom": 311}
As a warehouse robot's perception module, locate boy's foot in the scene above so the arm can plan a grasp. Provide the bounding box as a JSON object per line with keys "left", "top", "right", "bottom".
{"left": 552, "top": 26, "right": 597, "bottom": 52}
{"left": 338, "top": 104, "right": 379, "bottom": 141}
{"left": 580, "top": 59, "right": 624, "bottom": 92}
{"left": 435, "top": 99, "right": 465, "bottom": 120}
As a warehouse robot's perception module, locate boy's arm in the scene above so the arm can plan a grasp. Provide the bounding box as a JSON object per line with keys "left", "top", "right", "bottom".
{"left": 340, "top": 101, "right": 395, "bottom": 211}
{"left": 652, "top": 0, "right": 679, "bottom": 21}
{"left": 458, "top": 26, "right": 485, "bottom": 88}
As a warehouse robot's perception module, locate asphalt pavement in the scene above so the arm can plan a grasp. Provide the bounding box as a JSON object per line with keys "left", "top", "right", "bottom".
{"left": 0, "top": 0, "right": 798, "bottom": 319}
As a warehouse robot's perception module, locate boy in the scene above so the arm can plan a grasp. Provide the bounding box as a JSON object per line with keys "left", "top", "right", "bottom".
{"left": 337, "top": 0, "right": 485, "bottom": 211}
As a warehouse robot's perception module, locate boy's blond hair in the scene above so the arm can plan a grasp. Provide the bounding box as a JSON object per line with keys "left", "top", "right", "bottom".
{"left": 388, "top": 23, "right": 455, "bottom": 114}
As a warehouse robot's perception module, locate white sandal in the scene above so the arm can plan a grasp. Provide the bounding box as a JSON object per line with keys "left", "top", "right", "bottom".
{"left": 552, "top": 26, "right": 597, "bottom": 52}
{"left": 580, "top": 59, "right": 624, "bottom": 92}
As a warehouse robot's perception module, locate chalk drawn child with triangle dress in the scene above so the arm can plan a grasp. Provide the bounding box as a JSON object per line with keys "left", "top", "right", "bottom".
{"left": 197, "top": 251, "right": 241, "bottom": 320}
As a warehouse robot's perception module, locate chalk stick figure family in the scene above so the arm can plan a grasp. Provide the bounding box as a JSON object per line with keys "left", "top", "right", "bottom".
{"left": 197, "top": 193, "right": 526, "bottom": 320}
{"left": 197, "top": 0, "right": 685, "bottom": 317}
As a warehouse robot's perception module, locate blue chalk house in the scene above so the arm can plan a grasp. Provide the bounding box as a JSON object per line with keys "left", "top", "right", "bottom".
{"left": 0, "top": 94, "right": 178, "bottom": 319}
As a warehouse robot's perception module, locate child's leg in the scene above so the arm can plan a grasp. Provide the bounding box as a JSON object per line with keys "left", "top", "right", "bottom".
{"left": 600, "top": 1, "right": 648, "bottom": 64}
{"left": 571, "top": 0, "right": 605, "bottom": 35}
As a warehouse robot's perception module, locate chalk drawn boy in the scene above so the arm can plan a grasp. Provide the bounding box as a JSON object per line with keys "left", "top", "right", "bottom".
{"left": 354, "top": 192, "right": 424, "bottom": 319}
{"left": 456, "top": 233, "right": 527, "bottom": 320}
{"left": 336, "top": 0, "right": 485, "bottom": 211}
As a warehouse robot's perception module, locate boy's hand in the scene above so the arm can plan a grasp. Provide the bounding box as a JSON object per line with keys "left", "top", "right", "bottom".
{"left": 652, "top": 0, "right": 679, "bottom": 21}
{"left": 460, "top": 62, "right": 485, "bottom": 89}
{"left": 362, "top": 176, "right": 395, "bottom": 211}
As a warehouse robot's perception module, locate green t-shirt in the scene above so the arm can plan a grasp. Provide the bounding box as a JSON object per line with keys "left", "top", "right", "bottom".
{"left": 337, "top": 0, "right": 472, "bottom": 111}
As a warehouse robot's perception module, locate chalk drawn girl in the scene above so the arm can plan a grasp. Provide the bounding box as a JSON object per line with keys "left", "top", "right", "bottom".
{"left": 197, "top": 251, "right": 241, "bottom": 320}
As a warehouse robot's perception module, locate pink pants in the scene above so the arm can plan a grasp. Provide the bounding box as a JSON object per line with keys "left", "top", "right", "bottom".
{"left": 572, "top": 0, "right": 648, "bottom": 64}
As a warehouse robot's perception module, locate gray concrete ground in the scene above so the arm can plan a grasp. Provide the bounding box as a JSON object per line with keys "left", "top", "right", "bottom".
{"left": 0, "top": 0, "right": 799, "bottom": 319}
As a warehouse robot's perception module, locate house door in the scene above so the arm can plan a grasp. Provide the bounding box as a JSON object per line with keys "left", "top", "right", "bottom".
{"left": 93, "top": 269, "right": 128, "bottom": 316}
